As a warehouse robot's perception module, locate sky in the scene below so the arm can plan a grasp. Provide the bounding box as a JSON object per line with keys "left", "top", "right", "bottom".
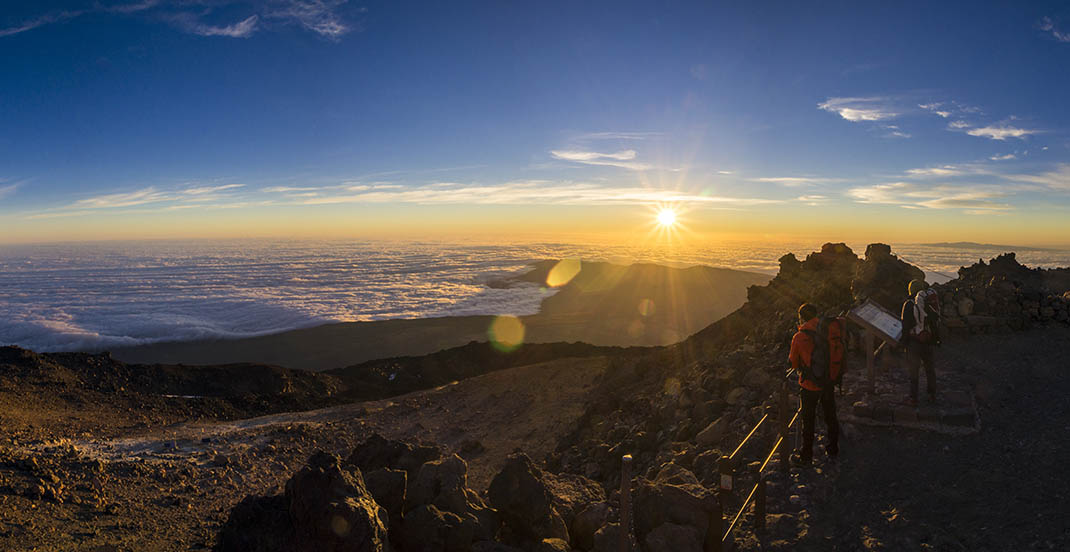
{"left": 1, "top": 0, "right": 1070, "bottom": 246}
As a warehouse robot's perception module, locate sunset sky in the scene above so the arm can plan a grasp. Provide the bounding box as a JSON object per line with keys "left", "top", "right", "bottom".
{"left": 2, "top": 1, "right": 1069, "bottom": 245}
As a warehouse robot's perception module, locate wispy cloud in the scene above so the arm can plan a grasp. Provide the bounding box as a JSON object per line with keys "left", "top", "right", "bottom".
{"left": 818, "top": 97, "right": 898, "bottom": 122}
{"left": 990, "top": 153, "right": 1017, "bottom": 161}
{"left": 182, "top": 183, "right": 245, "bottom": 195}
{"left": 1006, "top": 164, "right": 1070, "bottom": 190}
{"left": 966, "top": 125, "right": 1040, "bottom": 141}
{"left": 751, "top": 176, "right": 842, "bottom": 187}
{"left": 847, "top": 181, "right": 1012, "bottom": 213}
{"left": 948, "top": 120, "right": 970, "bottom": 129}
{"left": 29, "top": 183, "right": 249, "bottom": 217}
{"left": 905, "top": 165, "right": 969, "bottom": 178}
{"left": 797, "top": 195, "right": 829, "bottom": 206}
{"left": 266, "top": 0, "right": 354, "bottom": 38}
{"left": 174, "top": 14, "right": 259, "bottom": 38}
{"left": 275, "top": 181, "right": 780, "bottom": 207}
{"left": 0, "top": 184, "right": 17, "bottom": 200}
{"left": 549, "top": 149, "right": 652, "bottom": 171}
{"left": 574, "top": 132, "right": 664, "bottom": 142}
{"left": 1039, "top": 17, "right": 1070, "bottom": 43}
{"left": 1, "top": 1, "right": 358, "bottom": 40}
{"left": 918, "top": 103, "right": 951, "bottom": 118}
{"left": 0, "top": 10, "right": 84, "bottom": 37}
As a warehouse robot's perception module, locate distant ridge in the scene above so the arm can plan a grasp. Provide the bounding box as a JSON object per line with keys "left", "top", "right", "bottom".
{"left": 921, "top": 241, "right": 1059, "bottom": 252}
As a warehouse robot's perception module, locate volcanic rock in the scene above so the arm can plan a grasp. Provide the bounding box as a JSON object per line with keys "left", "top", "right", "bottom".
{"left": 633, "top": 464, "right": 718, "bottom": 542}
{"left": 570, "top": 502, "right": 610, "bottom": 551}
{"left": 405, "top": 453, "right": 498, "bottom": 544}
{"left": 543, "top": 471, "right": 606, "bottom": 529}
{"left": 488, "top": 453, "right": 569, "bottom": 542}
{"left": 363, "top": 468, "right": 406, "bottom": 531}
{"left": 284, "top": 451, "right": 389, "bottom": 552}
{"left": 693, "top": 419, "right": 727, "bottom": 449}
{"left": 644, "top": 522, "right": 704, "bottom": 552}
{"left": 347, "top": 433, "right": 442, "bottom": 477}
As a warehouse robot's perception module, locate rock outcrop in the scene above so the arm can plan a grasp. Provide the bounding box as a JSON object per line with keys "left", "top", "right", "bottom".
{"left": 220, "top": 438, "right": 607, "bottom": 552}
{"left": 935, "top": 253, "right": 1070, "bottom": 333}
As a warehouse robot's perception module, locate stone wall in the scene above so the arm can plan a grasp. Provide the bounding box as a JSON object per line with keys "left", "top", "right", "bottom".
{"left": 934, "top": 253, "right": 1070, "bottom": 334}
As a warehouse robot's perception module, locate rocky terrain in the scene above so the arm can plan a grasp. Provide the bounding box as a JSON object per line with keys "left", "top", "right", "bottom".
{"left": 2, "top": 244, "right": 1069, "bottom": 551}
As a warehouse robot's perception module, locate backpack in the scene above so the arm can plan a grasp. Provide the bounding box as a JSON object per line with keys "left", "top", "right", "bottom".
{"left": 801, "top": 316, "right": 846, "bottom": 388}
{"left": 912, "top": 289, "right": 941, "bottom": 344}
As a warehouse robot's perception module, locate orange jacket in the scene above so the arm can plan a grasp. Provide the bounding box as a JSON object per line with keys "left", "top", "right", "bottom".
{"left": 790, "top": 317, "right": 822, "bottom": 391}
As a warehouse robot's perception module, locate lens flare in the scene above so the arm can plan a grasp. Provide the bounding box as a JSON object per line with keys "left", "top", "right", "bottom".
{"left": 546, "top": 258, "right": 581, "bottom": 288}
{"left": 488, "top": 315, "right": 525, "bottom": 352}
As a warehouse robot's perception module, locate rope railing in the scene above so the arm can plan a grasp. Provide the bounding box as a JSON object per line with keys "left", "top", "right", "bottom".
{"left": 618, "top": 372, "right": 806, "bottom": 552}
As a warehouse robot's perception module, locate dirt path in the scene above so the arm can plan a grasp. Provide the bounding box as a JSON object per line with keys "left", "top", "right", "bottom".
{"left": 798, "top": 327, "right": 1070, "bottom": 551}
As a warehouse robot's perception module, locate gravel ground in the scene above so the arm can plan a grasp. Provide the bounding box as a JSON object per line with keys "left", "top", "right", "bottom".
{"left": 796, "top": 326, "right": 1070, "bottom": 551}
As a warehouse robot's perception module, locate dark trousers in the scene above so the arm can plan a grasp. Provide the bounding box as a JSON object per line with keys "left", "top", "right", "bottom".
{"left": 907, "top": 339, "right": 936, "bottom": 400}
{"left": 800, "top": 386, "right": 839, "bottom": 461}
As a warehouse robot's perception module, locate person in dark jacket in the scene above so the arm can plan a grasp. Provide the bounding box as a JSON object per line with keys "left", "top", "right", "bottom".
{"left": 788, "top": 303, "right": 839, "bottom": 464}
{"left": 901, "top": 279, "right": 937, "bottom": 405}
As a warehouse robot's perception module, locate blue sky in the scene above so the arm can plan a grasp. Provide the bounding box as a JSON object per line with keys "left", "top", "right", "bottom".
{"left": 1, "top": 1, "right": 1069, "bottom": 244}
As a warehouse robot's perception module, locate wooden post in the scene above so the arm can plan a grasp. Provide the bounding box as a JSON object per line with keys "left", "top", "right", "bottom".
{"left": 718, "top": 454, "right": 734, "bottom": 499}
{"left": 754, "top": 474, "right": 767, "bottom": 533}
{"left": 620, "top": 454, "right": 633, "bottom": 552}
{"left": 865, "top": 328, "right": 875, "bottom": 395}
{"left": 703, "top": 497, "right": 724, "bottom": 552}
{"left": 778, "top": 381, "right": 789, "bottom": 471}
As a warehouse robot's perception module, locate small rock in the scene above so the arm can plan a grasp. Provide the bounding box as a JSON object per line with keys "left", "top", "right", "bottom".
{"left": 725, "top": 387, "right": 749, "bottom": 406}
{"left": 694, "top": 417, "right": 727, "bottom": 446}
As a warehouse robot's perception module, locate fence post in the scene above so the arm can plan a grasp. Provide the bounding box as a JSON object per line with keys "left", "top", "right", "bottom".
{"left": 778, "top": 381, "right": 789, "bottom": 471}
{"left": 718, "top": 454, "right": 734, "bottom": 499}
{"left": 703, "top": 497, "right": 723, "bottom": 552}
{"left": 620, "top": 454, "right": 633, "bottom": 552}
{"left": 754, "top": 474, "right": 767, "bottom": 533}
{"left": 865, "top": 328, "right": 875, "bottom": 395}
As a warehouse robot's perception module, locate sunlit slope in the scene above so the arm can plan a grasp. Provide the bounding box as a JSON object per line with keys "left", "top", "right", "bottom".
{"left": 518, "top": 260, "right": 771, "bottom": 346}
{"left": 112, "top": 261, "right": 768, "bottom": 371}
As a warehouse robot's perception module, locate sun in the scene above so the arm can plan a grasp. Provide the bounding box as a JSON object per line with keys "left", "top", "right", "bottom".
{"left": 656, "top": 208, "right": 677, "bottom": 227}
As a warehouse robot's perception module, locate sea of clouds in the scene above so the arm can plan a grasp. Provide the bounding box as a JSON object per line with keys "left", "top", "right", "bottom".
{"left": 1, "top": 239, "right": 1067, "bottom": 352}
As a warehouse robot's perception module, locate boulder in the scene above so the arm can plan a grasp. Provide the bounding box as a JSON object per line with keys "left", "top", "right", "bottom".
{"left": 633, "top": 472, "right": 719, "bottom": 543}
{"left": 488, "top": 453, "right": 569, "bottom": 542}
{"left": 406, "top": 454, "right": 497, "bottom": 543}
{"left": 400, "top": 504, "right": 481, "bottom": 552}
{"left": 348, "top": 433, "right": 442, "bottom": 477}
{"left": 725, "top": 387, "right": 749, "bottom": 406}
{"left": 652, "top": 463, "right": 702, "bottom": 488}
{"left": 543, "top": 471, "right": 606, "bottom": 529}
{"left": 570, "top": 502, "right": 610, "bottom": 551}
{"left": 217, "top": 495, "right": 294, "bottom": 552}
{"left": 741, "top": 368, "right": 769, "bottom": 390}
{"left": 363, "top": 468, "right": 406, "bottom": 530}
{"left": 591, "top": 522, "right": 624, "bottom": 552}
{"left": 643, "top": 522, "right": 704, "bottom": 552}
{"left": 534, "top": 538, "right": 571, "bottom": 552}
{"left": 284, "top": 452, "right": 389, "bottom": 552}
{"left": 694, "top": 418, "right": 727, "bottom": 446}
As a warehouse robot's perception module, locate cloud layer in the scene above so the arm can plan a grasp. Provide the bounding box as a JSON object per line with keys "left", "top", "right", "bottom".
{"left": 0, "top": 0, "right": 357, "bottom": 40}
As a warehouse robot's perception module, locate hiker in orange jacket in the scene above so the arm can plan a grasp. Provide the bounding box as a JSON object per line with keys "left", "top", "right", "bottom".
{"left": 788, "top": 303, "right": 840, "bottom": 464}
